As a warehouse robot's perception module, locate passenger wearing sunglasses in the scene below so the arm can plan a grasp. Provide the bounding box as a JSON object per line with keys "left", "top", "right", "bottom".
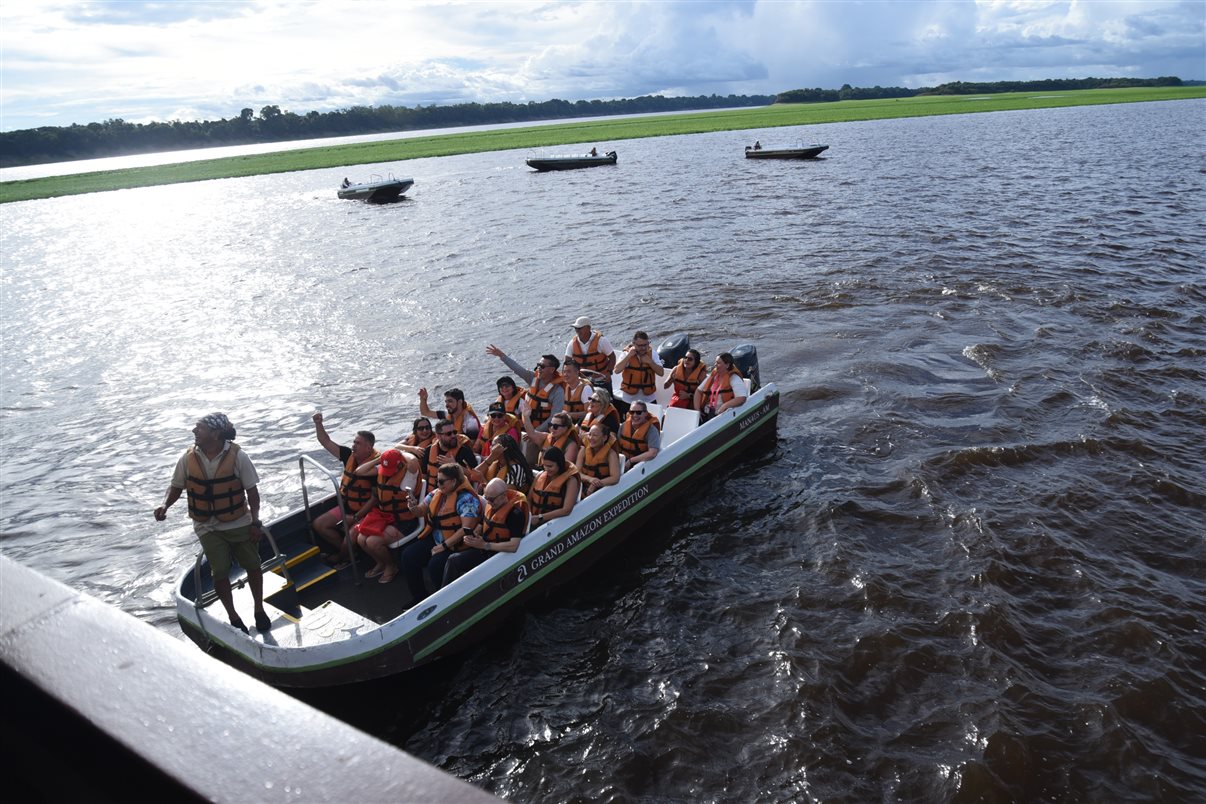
{"left": 664, "top": 348, "right": 706, "bottom": 410}
{"left": 402, "top": 463, "right": 482, "bottom": 600}
{"left": 485, "top": 343, "right": 566, "bottom": 432}
{"left": 617, "top": 403, "right": 661, "bottom": 470}
{"left": 475, "top": 402, "right": 521, "bottom": 457}
{"left": 519, "top": 411, "right": 581, "bottom": 466}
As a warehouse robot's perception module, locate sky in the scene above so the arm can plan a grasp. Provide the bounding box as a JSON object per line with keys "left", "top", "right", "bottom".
{"left": 1, "top": 0, "right": 1202, "bottom": 132}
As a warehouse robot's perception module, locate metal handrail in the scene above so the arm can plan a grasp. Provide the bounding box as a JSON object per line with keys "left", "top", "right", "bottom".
{"left": 298, "top": 454, "right": 362, "bottom": 583}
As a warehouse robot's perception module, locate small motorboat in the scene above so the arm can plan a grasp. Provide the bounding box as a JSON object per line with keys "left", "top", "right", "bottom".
{"left": 744, "top": 144, "right": 829, "bottom": 160}
{"left": 526, "top": 151, "right": 618, "bottom": 172}
{"left": 337, "top": 174, "right": 414, "bottom": 202}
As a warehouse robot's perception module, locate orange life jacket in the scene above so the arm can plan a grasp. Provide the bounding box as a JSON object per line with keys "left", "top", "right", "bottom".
{"left": 581, "top": 405, "right": 620, "bottom": 436}
{"left": 476, "top": 412, "right": 519, "bottom": 455}
{"left": 403, "top": 432, "right": 434, "bottom": 451}
{"left": 340, "top": 449, "right": 380, "bottom": 514}
{"left": 669, "top": 359, "right": 707, "bottom": 397}
{"left": 705, "top": 369, "right": 743, "bottom": 410}
{"left": 543, "top": 423, "right": 581, "bottom": 460}
{"left": 618, "top": 416, "right": 659, "bottom": 458}
{"left": 185, "top": 444, "right": 248, "bottom": 522}
{"left": 446, "top": 404, "right": 479, "bottom": 437}
{"left": 425, "top": 434, "right": 472, "bottom": 490}
{"left": 530, "top": 466, "right": 580, "bottom": 515}
{"left": 482, "top": 489, "right": 530, "bottom": 542}
{"left": 425, "top": 479, "right": 481, "bottom": 550}
{"left": 620, "top": 357, "right": 658, "bottom": 396}
{"left": 579, "top": 434, "right": 618, "bottom": 480}
{"left": 571, "top": 332, "right": 610, "bottom": 373}
{"left": 497, "top": 389, "right": 527, "bottom": 416}
{"left": 376, "top": 467, "right": 418, "bottom": 526}
{"left": 528, "top": 372, "right": 566, "bottom": 427}
{"left": 564, "top": 381, "right": 590, "bottom": 417}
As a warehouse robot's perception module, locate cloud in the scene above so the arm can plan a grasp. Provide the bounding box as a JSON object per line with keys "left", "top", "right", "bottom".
{"left": 0, "top": 0, "right": 1201, "bottom": 131}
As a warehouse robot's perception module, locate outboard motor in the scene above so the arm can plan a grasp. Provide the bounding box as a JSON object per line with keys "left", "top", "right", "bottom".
{"left": 730, "top": 343, "right": 760, "bottom": 393}
{"left": 658, "top": 332, "right": 690, "bottom": 368}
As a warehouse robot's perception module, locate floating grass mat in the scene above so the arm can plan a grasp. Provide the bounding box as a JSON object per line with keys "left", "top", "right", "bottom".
{"left": 3, "top": 86, "right": 1202, "bottom": 203}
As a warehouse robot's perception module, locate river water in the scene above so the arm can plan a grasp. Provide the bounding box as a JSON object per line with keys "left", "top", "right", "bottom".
{"left": 2, "top": 100, "right": 1204, "bottom": 801}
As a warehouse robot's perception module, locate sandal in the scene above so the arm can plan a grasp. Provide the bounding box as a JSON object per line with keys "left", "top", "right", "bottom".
{"left": 378, "top": 568, "right": 398, "bottom": 584}
{"left": 365, "top": 566, "right": 384, "bottom": 579}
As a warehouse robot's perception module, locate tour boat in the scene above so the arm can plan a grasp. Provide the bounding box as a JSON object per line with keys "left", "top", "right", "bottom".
{"left": 175, "top": 339, "right": 777, "bottom": 687}
{"left": 336, "top": 174, "right": 414, "bottom": 202}
{"left": 744, "top": 145, "right": 829, "bottom": 160}
{"left": 525, "top": 151, "right": 618, "bottom": 171}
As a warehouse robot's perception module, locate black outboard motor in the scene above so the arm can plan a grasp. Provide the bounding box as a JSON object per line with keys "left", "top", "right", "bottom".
{"left": 658, "top": 332, "right": 690, "bottom": 368}
{"left": 730, "top": 343, "right": 760, "bottom": 393}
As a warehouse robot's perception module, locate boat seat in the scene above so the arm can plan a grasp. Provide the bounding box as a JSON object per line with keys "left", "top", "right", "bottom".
{"left": 661, "top": 406, "right": 700, "bottom": 446}
{"left": 654, "top": 382, "right": 674, "bottom": 408}
{"left": 645, "top": 403, "right": 664, "bottom": 423}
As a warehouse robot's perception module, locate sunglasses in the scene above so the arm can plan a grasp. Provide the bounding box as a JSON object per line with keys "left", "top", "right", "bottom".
{"left": 631, "top": 409, "right": 646, "bottom": 416}
{"left": 549, "top": 422, "right": 567, "bottom": 429}
{"left": 416, "top": 425, "right": 432, "bottom": 432}
{"left": 489, "top": 412, "right": 505, "bottom": 419}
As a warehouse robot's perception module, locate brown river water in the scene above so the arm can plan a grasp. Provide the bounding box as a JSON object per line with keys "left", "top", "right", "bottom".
{"left": 2, "top": 99, "right": 1204, "bottom": 801}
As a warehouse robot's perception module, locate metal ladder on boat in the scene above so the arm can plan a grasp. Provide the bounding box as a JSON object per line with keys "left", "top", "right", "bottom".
{"left": 190, "top": 456, "right": 367, "bottom": 644}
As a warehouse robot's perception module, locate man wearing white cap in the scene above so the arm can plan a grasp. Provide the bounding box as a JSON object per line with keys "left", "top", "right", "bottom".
{"left": 565, "top": 316, "right": 616, "bottom": 376}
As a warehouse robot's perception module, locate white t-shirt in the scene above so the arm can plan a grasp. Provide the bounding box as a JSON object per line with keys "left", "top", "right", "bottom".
{"left": 565, "top": 332, "right": 614, "bottom": 364}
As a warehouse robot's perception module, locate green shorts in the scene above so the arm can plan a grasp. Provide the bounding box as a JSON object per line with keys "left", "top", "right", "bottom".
{"left": 199, "top": 524, "right": 261, "bottom": 578}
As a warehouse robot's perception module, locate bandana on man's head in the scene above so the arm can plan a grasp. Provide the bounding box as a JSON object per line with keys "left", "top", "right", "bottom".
{"left": 201, "top": 412, "right": 234, "bottom": 439}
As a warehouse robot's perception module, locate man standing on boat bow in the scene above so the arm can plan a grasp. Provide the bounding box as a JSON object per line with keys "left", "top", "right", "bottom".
{"left": 154, "top": 413, "right": 270, "bottom": 634}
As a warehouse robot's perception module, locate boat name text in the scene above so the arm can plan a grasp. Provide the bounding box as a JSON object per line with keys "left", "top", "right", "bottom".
{"left": 515, "top": 484, "right": 651, "bottom": 584}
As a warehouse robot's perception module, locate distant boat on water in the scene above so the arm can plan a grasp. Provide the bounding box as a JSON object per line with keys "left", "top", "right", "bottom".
{"left": 337, "top": 174, "right": 414, "bottom": 202}
{"left": 526, "top": 150, "right": 618, "bottom": 171}
{"left": 744, "top": 144, "right": 829, "bottom": 160}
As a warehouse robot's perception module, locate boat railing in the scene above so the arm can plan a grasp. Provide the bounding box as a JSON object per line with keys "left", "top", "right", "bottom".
{"left": 297, "top": 454, "right": 365, "bottom": 582}
{"left": 190, "top": 522, "right": 291, "bottom": 646}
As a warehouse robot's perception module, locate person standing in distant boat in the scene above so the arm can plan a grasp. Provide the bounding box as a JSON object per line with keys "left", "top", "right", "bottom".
{"left": 154, "top": 412, "right": 270, "bottom": 634}
{"left": 590, "top": 147, "right": 598, "bottom": 156}
{"left": 753, "top": 141, "right": 762, "bottom": 150}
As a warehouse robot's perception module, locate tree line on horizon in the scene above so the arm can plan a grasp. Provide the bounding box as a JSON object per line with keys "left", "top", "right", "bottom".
{"left": 1, "top": 94, "right": 773, "bottom": 168}
{"left": 0, "top": 77, "right": 1184, "bottom": 169}
{"left": 774, "top": 75, "right": 1183, "bottom": 103}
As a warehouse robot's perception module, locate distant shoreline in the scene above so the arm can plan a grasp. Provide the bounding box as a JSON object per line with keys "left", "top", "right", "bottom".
{"left": 2, "top": 86, "right": 1202, "bottom": 204}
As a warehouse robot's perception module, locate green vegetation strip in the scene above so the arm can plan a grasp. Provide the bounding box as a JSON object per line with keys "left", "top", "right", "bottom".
{"left": 3, "top": 86, "right": 1202, "bottom": 204}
